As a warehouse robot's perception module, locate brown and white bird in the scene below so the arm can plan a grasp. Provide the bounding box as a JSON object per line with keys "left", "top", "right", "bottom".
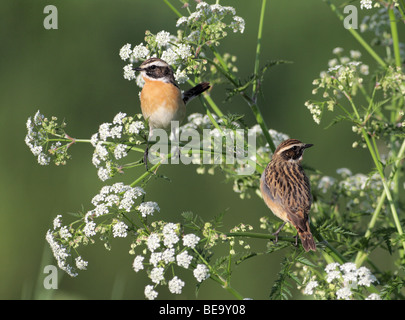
{"left": 260, "top": 139, "right": 316, "bottom": 252}
{"left": 135, "top": 58, "right": 210, "bottom": 168}
{"left": 135, "top": 58, "right": 210, "bottom": 131}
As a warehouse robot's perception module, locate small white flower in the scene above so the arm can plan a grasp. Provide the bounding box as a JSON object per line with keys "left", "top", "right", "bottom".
{"left": 318, "top": 176, "right": 336, "bottom": 193}
{"left": 231, "top": 16, "right": 245, "bottom": 33}
{"left": 59, "top": 226, "right": 72, "bottom": 240}
{"left": 336, "top": 168, "right": 352, "bottom": 177}
{"left": 144, "top": 285, "right": 158, "bottom": 300}
{"left": 174, "top": 68, "right": 189, "bottom": 84}
{"left": 53, "top": 215, "right": 62, "bottom": 229}
{"left": 149, "top": 252, "right": 162, "bottom": 267}
{"left": 37, "top": 153, "right": 50, "bottom": 165}
{"left": 123, "top": 64, "right": 136, "bottom": 81}
{"left": 112, "top": 221, "right": 128, "bottom": 238}
{"left": 114, "top": 144, "right": 128, "bottom": 160}
{"left": 350, "top": 50, "right": 361, "bottom": 59}
{"left": 132, "top": 255, "right": 145, "bottom": 272}
{"left": 119, "top": 43, "right": 132, "bottom": 61}
{"left": 131, "top": 43, "right": 150, "bottom": 61}
{"left": 162, "top": 223, "right": 179, "bottom": 248}
{"left": 176, "top": 251, "right": 193, "bottom": 269}
{"left": 340, "top": 262, "right": 357, "bottom": 274}
{"left": 161, "top": 48, "right": 178, "bottom": 65}
{"left": 113, "top": 112, "right": 127, "bottom": 125}
{"left": 332, "top": 47, "right": 344, "bottom": 55}
{"left": 174, "top": 43, "right": 192, "bottom": 60}
{"left": 150, "top": 267, "right": 165, "bottom": 284}
{"left": 155, "top": 30, "right": 171, "bottom": 48}
{"left": 326, "top": 270, "right": 341, "bottom": 283}
{"left": 162, "top": 248, "right": 175, "bottom": 264}
{"left": 303, "top": 280, "right": 318, "bottom": 295}
{"left": 75, "top": 256, "right": 88, "bottom": 270}
{"left": 360, "top": 0, "right": 373, "bottom": 9}
{"left": 357, "top": 266, "right": 377, "bottom": 287}
{"left": 138, "top": 202, "right": 160, "bottom": 217}
{"left": 193, "top": 264, "right": 210, "bottom": 282}
{"left": 147, "top": 233, "right": 161, "bottom": 252}
{"left": 83, "top": 221, "right": 97, "bottom": 237}
{"left": 128, "top": 121, "right": 145, "bottom": 134}
{"left": 98, "top": 123, "right": 111, "bottom": 141}
{"left": 366, "top": 293, "right": 382, "bottom": 300}
{"left": 176, "top": 16, "right": 188, "bottom": 27}
{"left": 168, "top": 276, "right": 185, "bottom": 294}
{"left": 336, "top": 286, "right": 353, "bottom": 300}
{"left": 182, "top": 234, "right": 200, "bottom": 249}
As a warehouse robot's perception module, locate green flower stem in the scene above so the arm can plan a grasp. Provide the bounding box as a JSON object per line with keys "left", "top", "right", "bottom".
{"left": 354, "top": 190, "right": 387, "bottom": 267}
{"left": 252, "top": 0, "right": 266, "bottom": 96}
{"left": 345, "top": 91, "right": 405, "bottom": 254}
{"left": 249, "top": 0, "right": 276, "bottom": 153}
{"left": 226, "top": 231, "right": 295, "bottom": 242}
{"left": 192, "top": 248, "right": 244, "bottom": 300}
{"left": 227, "top": 228, "right": 346, "bottom": 264}
{"left": 388, "top": 6, "right": 402, "bottom": 68}
{"left": 162, "top": 0, "right": 182, "bottom": 18}
{"left": 325, "top": 0, "right": 387, "bottom": 68}
{"left": 129, "top": 160, "right": 163, "bottom": 187}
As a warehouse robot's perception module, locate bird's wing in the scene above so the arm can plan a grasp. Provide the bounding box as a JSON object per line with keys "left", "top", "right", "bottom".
{"left": 262, "top": 164, "right": 312, "bottom": 232}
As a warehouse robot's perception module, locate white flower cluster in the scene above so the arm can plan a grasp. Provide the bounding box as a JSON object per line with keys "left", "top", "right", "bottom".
{"left": 46, "top": 181, "right": 162, "bottom": 277}
{"left": 25, "top": 111, "right": 50, "bottom": 165}
{"left": 306, "top": 48, "right": 370, "bottom": 125}
{"left": 120, "top": 2, "right": 246, "bottom": 87}
{"left": 303, "top": 262, "right": 380, "bottom": 300}
{"left": 176, "top": 2, "right": 245, "bottom": 34}
{"left": 360, "top": 0, "right": 373, "bottom": 10}
{"left": 91, "top": 112, "right": 146, "bottom": 181}
{"left": 84, "top": 182, "right": 146, "bottom": 235}
{"left": 130, "top": 221, "right": 207, "bottom": 300}
{"left": 119, "top": 32, "right": 192, "bottom": 85}
{"left": 46, "top": 215, "right": 89, "bottom": 277}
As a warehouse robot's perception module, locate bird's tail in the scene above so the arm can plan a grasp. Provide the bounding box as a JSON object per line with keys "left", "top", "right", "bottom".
{"left": 298, "top": 229, "right": 316, "bottom": 252}
{"left": 182, "top": 82, "right": 210, "bottom": 104}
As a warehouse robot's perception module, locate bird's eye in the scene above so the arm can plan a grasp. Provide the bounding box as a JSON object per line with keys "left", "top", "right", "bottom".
{"left": 149, "top": 65, "right": 157, "bottom": 70}
{"left": 292, "top": 146, "right": 298, "bottom": 151}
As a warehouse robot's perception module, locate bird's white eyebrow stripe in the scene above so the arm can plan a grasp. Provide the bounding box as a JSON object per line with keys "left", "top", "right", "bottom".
{"left": 276, "top": 144, "right": 302, "bottom": 155}
{"left": 142, "top": 60, "right": 168, "bottom": 68}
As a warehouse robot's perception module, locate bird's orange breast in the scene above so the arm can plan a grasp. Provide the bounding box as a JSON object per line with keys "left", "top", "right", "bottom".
{"left": 140, "top": 78, "right": 185, "bottom": 129}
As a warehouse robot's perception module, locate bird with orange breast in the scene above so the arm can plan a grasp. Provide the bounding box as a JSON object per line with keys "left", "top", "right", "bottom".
{"left": 135, "top": 58, "right": 210, "bottom": 168}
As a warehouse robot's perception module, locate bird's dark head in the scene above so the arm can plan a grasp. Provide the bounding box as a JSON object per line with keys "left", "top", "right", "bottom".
{"left": 274, "top": 139, "right": 313, "bottom": 163}
{"left": 135, "top": 58, "right": 175, "bottom": 83}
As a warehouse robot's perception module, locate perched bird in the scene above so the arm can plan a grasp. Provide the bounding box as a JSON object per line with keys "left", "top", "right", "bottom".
{"left": 135, "top": 58, "right": 210, "bottom": 131}
{"left": 260, "top": 139, "right": 316, "bottom": 252}
{"left": 135, "top": 58, "right": 210, "bottom": 168}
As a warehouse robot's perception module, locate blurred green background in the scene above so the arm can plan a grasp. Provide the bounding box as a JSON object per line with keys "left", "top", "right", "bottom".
{"left": 0, "top": 0, "right": 399, "bottom": 299}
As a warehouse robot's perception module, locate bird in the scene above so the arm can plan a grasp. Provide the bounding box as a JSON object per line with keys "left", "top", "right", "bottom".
{"left": 134, "top": 58, "right": 210, "bottom": 168}
{"left": 135, "top": 58, "right": 210, "bottom": 131}
{"left": 260, "top": 138, "right": 316, "bottom": 252}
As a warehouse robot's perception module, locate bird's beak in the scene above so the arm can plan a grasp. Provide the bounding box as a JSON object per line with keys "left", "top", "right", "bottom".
{"left": 304, "top": 143, "right": 314, "bottom": 149}
{"left": 134, "top": 67, "right": 144, "bottom": 72}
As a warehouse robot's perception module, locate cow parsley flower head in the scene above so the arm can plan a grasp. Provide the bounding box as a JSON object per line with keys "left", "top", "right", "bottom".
{"left": 144, "top": 285, "right": 158, "bottom": 300}
{"left": 156, "top": 30, "right": 171, "bottom": 48}
{"left": 168, "top": 276, "right": 185, "bottom": 294}
{"left": 360, "top": 0, "right": 373, "bottom": 10}
{"left": 119, "top": 43, "right": 132, "bottom": 61}
{"left": 112, "top": 221, "right": 128, "bottom": 238}
{"left": 193, "top": 264, "right": 210, "bottom": 282}
{"left": 303, "top": 261, "right": 379, "bottom": 300}
{"left": 138, "top": 202, "right": 160, "bottom": 217}
{"left": 182, "top": 234, "right": 200, "bottom": 249}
